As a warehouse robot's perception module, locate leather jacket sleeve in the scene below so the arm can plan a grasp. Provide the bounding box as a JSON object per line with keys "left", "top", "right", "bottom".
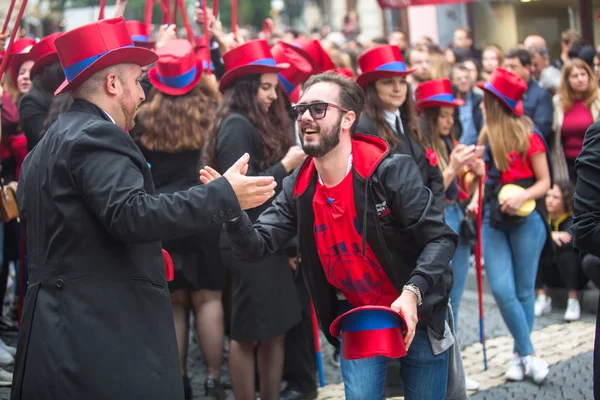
{"left": 225, "top": 173, "right": 298, "bottom": 262}
{"left": 573, "top": 122, "right": 600, "bottom": 257}
{"left": 70, "top": 123, "right": 242, "bottom": 244}
{"left": 379, "top": 154, "right": 458, "bottom": 295}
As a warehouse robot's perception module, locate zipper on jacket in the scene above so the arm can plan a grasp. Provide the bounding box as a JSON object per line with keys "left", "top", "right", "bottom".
{"left": 361, "top": 179, "right": 370, "bottom": 256}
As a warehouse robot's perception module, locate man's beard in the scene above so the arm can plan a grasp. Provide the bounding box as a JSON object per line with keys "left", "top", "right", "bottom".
{"left": 118, "top": 84, "right": 137, "bottom": 131}
{"left": 301, "top": 115, "right": 343, "bottom": 158}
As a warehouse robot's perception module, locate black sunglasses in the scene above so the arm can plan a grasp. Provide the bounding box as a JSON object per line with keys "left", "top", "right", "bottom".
{"left": 292, "top": 102, "right": 350, "bottom": 121}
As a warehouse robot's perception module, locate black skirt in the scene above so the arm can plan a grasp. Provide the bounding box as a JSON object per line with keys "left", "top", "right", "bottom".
{"left": 167, "top": 241, "right": 225, "bottom": 292}
{"left": 221, "top": 248, "right": 301, "bottom": 341}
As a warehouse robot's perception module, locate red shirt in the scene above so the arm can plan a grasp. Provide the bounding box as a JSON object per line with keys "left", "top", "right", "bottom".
{"left": 312, "top": 171, "right": 399, "bottom": 308}
{"left": 561, "top": 100, "right": 593, "bottom": 159}
{"left": 0, "top": 133, "right": 28, "bottom": 181}
{"left": 499, "top": 133, "right": 546, "bottom": 185}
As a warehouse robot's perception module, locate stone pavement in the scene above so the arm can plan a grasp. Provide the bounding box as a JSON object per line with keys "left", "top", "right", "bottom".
{"left": 0, "top": 286, "right": 595, "bottom": 399}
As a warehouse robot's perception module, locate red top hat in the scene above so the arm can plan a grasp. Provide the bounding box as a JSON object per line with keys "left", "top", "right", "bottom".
{"left": 29, "top": 32, "right": 62, "bottom": 78}
{"left": 477, "top": 67, "right": 526, "bottom": 116}
{"left": 356, "top": 45, "right": 414, "bottom": 90}
{"left": 415, "top": 78, "right": 465, "bottom": 111}
{"left": 219, "top": 40, "right": 289, "bottom": 92}
{"left": 8, "top": 38, "right": 37, "bottom": 85}
{"left": 53, "top": 17, "right": 158, "bottom": 95}
{"left": 125, "top": 20, "right": 155, "bottom": 49}
{"left": 291, "top": 36, "right": 335, "bottom": 74}
{"left": 330, "top": 306, "right": 407, "bottom": 360}
{"left": 148, "top": 39, "right": 203, "bottom": 96}
{"left": 271, "top": 41, "right": 313, "bottom": 103}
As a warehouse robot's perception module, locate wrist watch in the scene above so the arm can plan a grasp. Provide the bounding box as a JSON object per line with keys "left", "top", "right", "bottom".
{"left": 403, "top": 283, "right": 423, "bottom": 306}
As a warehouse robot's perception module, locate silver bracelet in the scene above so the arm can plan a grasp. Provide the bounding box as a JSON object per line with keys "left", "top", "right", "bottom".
{"left": 403, "top": 284, "right": 423, "bottom": 306}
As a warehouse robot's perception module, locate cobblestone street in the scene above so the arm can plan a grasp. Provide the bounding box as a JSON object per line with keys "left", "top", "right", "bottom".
{"left": 0, "top": 282, "right": 595, "bottom": 399}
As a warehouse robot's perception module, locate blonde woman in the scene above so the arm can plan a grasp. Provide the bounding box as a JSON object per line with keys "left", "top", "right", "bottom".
{"left": 552, "top": 58, "right": 600, "bottom": 182}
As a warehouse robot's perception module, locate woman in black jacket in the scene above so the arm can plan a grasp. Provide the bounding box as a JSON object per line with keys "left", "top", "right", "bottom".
{"left": 134, "top": 39, "right": 226, "bottom": 399}
{"left": 355, "top": 45, "right": 445, "bottom": 211}
{"left": 203, "top": 40, "right": 305, "bottom": 400}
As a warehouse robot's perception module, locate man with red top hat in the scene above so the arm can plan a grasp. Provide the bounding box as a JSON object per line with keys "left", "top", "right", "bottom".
{"left": 201, "top": 72, "right": 458, "bottom": 399}
{"left": 13, "top": 17, "right": 278, "bottom": 400}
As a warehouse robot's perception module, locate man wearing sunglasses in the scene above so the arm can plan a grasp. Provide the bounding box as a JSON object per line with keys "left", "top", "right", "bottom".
{"left": 201, "top": 73, "right": 458, "bottom": 399}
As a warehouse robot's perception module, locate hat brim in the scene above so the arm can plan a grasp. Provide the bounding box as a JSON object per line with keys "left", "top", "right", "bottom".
{"left": 356, "top": 69, "right": 415, "bottom": 90}
{"left": 330, "top": 305, "right": 405, "bottom": 338}
{"left": 417, "top": 98, "right": 465, "bottom": 111}
{"left": 219, "top": 63, "right": 290, "bottom": 92}
{"left": 10, "top": 53, "right": 35, "bottom": 85}
{"left": 55, "top": 46, "right": 158, "bottom": 95}
{"left": 30, "top": 52, "right": 60, "bottom": 78}
{"left": 147, "top": 59, "right": 204, "bottom": 96}
{"left": 477, "top": 82, "right": 524, "bottom": 116}
{"left": 281, "top": 41, "right": 318, "bottom": 72}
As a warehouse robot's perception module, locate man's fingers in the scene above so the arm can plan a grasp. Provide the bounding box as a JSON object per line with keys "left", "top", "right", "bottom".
{"left": 404, "top": 324, "right": 416, "bottom": 350}
{"left": 241, "top": 164, "right": 249, "bottom": 176}
{"left": 244, "top": 175, "right": 276, "bottom": 187}
{"left": 228, "top": 153, "right": 250, "bottom": 173}
{"left": 204, "top": 166, "right": 221, "bottom": 179}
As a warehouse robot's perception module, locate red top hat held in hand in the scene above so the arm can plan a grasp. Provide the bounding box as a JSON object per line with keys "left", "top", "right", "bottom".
{"left": 125, "top": 20, "right": 155, "bottom": 49}
{"left": 477, "top": 67, "right": 527, "bottom": 116}
{"left": 53, "top": 17, "right": 158, "bottom": 95}
{"left": 330, "top": 306, "right": 407, "bottom": 360}
{"left": 148, "top": 39, "right": 204, "bottom": 96}
{"left": 271, "top": 41, "right": 313, "bottom": 104}
{"left": 291, "top": 36, "right": 335, "bottom": 74}
{"left": 29, "top": 32, "right": 62, "bottom": 78}
{"left": 8, "top": 38, "right": 37, "bottom": 85}
{"left": 415, "top": 78, "right": 465, "bottom": 111}
{"left": 219, "top": 39, "right": 289, "bottom": 92}
{"left": 356, "top": 45, "right": 414, "bottom": 90}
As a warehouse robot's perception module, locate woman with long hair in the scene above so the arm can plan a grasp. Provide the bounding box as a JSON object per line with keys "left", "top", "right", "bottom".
{"left": 134, "top": 40, "right": 226, "bottom": 400}
{"left": 203, "top": 40, "right": 304, "bottom": 400}
{"left": 552, "top": 58, "right": 600, "bottom": 182}
{"left": 535, "top": 181, "right": 589, "bottom": 321}
{"left": 355, "top": 45, "right": 445, "bottom": 210}
{"left": 481, "top": 45, "right": 503, "bottom": 81}
{"left": 415, "top": 78, "right": 486, "bottom": 391}
{"left": 18, "top": 33, "right": 65, "bottom": 151}
{"left": 467, "top": 68, "right": 551, "bottom": 383}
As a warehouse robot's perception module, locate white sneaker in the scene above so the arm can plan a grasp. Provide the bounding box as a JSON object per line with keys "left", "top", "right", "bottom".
{"left": 0, "top": 345, "right": 14, "bottom": 367}
{"left": 534, "top": 294, "right": 552, "bottom": 317}
{"left": 0, "top": 339, "right": 16, "bottom": 357}
{"left": 465, "top": 375, "right": 480, "bottom": 391}
{"left": 505, "top": 353, "right": 525, "bottom": 381}
{"left": 0, "top": 369, "right": 12, "bottom": 386}
{"left": 523, "top": 355, "right": 549, "bottom": 384}
{"left": 564, "top": 298, "right": 581, "bottom": 321}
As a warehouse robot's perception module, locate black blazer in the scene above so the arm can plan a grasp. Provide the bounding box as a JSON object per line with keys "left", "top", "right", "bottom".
{"left": 14, "top": 99, "right": 242, "bottom": 400}
{"left": 356, "top": 114, "right": 446, "bottom": 211}
{"left": 18, "top": 88, "right": 52, "bottom": 152}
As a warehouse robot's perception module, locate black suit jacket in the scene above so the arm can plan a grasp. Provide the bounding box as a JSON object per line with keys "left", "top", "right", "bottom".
{"left": 18, "top": 88, "right": 52, "bottom": 152}
{"left": 13, "top": 99, "right": 241, "bottom": 400}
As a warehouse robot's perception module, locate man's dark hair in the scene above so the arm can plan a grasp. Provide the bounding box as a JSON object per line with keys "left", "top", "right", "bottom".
{"left": 450, "top": 62, "right": 470, "bottom": 79}
{"left": 302, "top": 73, "right": 365, "bottom": 133}
{"left": 505, "top": 48, "right": 532, "bottom": 67}
{"left": 371, "top": 37, "right": 388, "bottom": 45}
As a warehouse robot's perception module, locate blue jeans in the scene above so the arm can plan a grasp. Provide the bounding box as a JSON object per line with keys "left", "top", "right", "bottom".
{"left": 340, "top": 326, "right": 449, "bottom": 400}
{"left": 445, "top": 203, "right": 471, "bottom": 332}
{"left": 482, "top": 206, "right": 546, "bottom": 356}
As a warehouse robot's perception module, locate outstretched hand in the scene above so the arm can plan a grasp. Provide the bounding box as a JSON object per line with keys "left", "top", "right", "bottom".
{"left": 201, "top": 154, "right": 275, "bottom": 210}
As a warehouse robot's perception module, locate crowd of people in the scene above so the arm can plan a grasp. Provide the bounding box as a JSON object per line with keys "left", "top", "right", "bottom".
{"left": 0, "top": 3, "right": 600, "bottom": 400}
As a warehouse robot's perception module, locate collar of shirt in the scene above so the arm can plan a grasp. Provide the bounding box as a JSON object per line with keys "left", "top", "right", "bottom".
{"left": 102, "top": 110, "right": 116, "bottom": 124}
{"left": 384, "top": 109, "right": 403, "bottom": 134}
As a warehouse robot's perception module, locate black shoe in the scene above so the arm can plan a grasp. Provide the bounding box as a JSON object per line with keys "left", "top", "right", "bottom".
{"left": 205, "top": 377, "right": 226, "bottom": 400}
{"left": 221, "top": 378, "right": 233, "bottom": 389}
{"left": 182, "top": 376, "right": 192, "bottom": 399}
{"left": 280, "top": 387, "right": 318, "bottom": 400}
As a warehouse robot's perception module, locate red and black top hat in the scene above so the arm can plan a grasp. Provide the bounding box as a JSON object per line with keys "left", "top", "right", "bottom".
{"left": 29, "top": 32, "right": 62, "bottom": 79}
{"left": 291, "top": 36, "right": 335, "bottom": 74}
{"left": 219, "top": 39, "right": 289, "bottom": 92}
{"left": 476, "top": 67, "right": 526, "bottom": 116}
{"left": 415, "top": 78, "right": 465, "bottom": 111}
{"left": 8, "top": 38, "right": 37, "bottom": 85}
{"left": 54, "top": 17, "right": 158, "bottom": 95}
{"left": 148, "top": 39, "right": 203, "bottom": 96}
{"left": 125, "top": 20, "right": 155, "bottom": 49}
{"left": 330, "top": 306, "right": 407, "bottom": 360}
{"left": 356, "top": 45, "right": 414, "bottom": 90}
{"left": 271, "top": 41, "right": 313, "bottom": 104}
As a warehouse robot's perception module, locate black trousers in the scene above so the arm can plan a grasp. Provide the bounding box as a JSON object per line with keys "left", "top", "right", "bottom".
{"left": 283, "top": 274, "right": 317, "bottom": 393}
{"left": 537, "top": 248, "right": 588, "bottom": 291}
